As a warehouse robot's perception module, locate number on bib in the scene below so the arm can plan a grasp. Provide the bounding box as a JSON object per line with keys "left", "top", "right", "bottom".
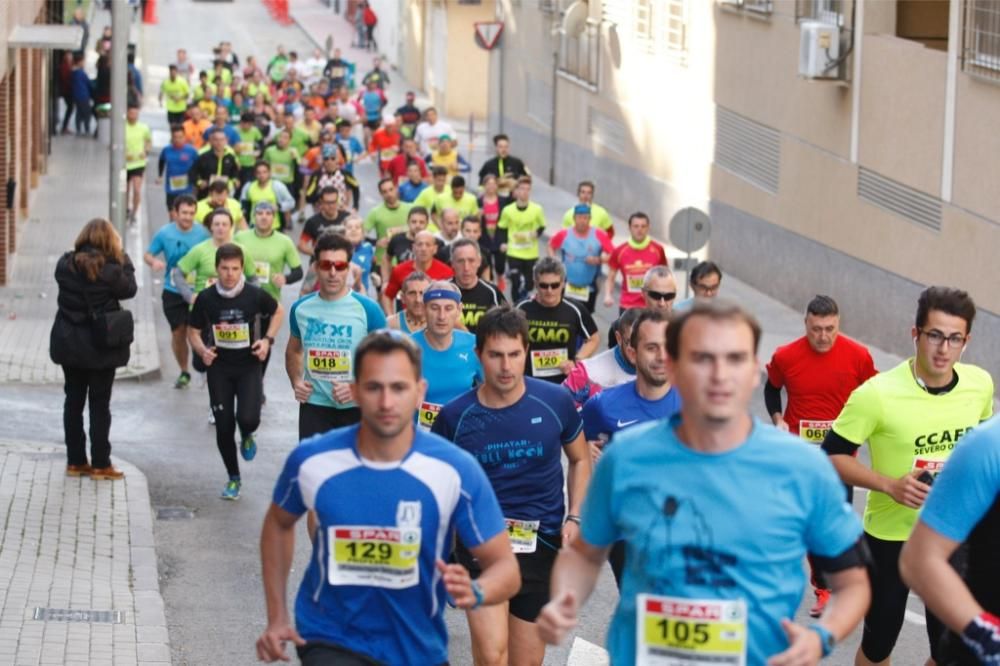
{"left": 637, "top": 594, "right": 747, "bottom": 665}
{"left": 307, "top": 349, "right": 352, "bottom": 381}
{"left": 627, "top": 274, "right": 646, "bottom": 290}
{"left": 329, "top": 526, "right": 421, "bottom": 589}
{"left": 418, "top": 402, "right": 442, "bottom": 431}
{"left": 530, "top": 348, "right": 568, "bottom": 378}
{"left": 798, "top": 419, "right": 833, "bottom": 445}
{"left": 212, "top": 322, "right": 251, "bottom": 349}
{"left": 504, "top": 518, "right": 540, "bottom": 554}
{"left": 168, "top": 175, "right": 189, "bottom": 191}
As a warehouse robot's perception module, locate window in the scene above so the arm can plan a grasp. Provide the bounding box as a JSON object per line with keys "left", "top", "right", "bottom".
{"left": 718, "top": 0, "right": 772, "bottom": 16}
{"left": 558, "top": 18, "right": 601, "bottom": 89}
{"left": 796, "top": 0, "right": 842, "bottom": 26}
{"left": 963, "top": 0, "right": 1000, "bottom": 79}
{"left": 633, "top": 0, "right": 689, "bottom": 58}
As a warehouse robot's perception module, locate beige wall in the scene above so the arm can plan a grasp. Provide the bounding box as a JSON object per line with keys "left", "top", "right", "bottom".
{"left": 951, "top": 74, "right": 1000, "bottom": 220}
{"left": 442, "top": 2, "right": 492, "bottom": 120}
{"left": 401, "top": 0, "right": 425, "bottom": 89}
{"left": 0, "top": 0, "right": 46, "bottom": 75}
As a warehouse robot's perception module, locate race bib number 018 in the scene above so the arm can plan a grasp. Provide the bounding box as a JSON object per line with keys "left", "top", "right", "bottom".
{"left": 212, "top": 323, "right": 250, "bottom": 349}
{"left": 637, "top": 594, "right": 747, "bottom": 666}
{"left": 504, "top": 518, "right": 540, "bottom": 554}
{"left": 329, "top": 526, "right": 420, "bottom": 589}
{"left": 798, "top": 419, "right": 833, "bottom": 445}
{"left": 307, "top": 349, "right": 351, "bottom": 381}
{"left": 531, "top": 348, "right": 568, "bottom": 378}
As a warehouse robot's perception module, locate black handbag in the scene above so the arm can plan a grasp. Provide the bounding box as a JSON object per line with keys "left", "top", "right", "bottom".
{"left": 84, "top": 290, "right": 134, "bottom": 350}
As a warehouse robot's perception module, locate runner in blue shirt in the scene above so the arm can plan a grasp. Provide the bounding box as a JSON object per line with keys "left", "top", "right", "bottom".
{"left": 901, "top": 415, "right": 1000, "bottom": 665}
{"left": 412, "top": 282, "right": 481, "bottom": 431}
{"left": 156, "top": 125, "right": 199, "bottom": 212}
{"left": 579, "top": 309, "right": 682, "bottom": 587}
{"left": 257, "top": 331, "right": 520, "bottom": 665}
{"left": 286, "top": 232, "right": 386, "bottom": 442}
{"left": 432, "top": 305, "right": 591, "bottom": 666}
{"left": 143, "top": 194, "right": 210, "bottom": 388}
{"left": 538, "top": 300, "right": 871, "bottom": 666}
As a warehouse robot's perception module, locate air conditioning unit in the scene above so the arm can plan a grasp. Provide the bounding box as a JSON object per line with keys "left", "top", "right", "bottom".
{"left": 799, "top": 20, "right": 840, "bottom": 79}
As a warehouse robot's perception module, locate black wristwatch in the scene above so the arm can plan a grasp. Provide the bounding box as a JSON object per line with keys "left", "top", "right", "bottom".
{"left": 264, "top": 335, "right": 275, "bottom": 345}
{"left": 565, "top": 515, "right": 581, "bottom": 526}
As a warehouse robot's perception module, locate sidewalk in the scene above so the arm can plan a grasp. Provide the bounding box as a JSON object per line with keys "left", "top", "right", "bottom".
{"left": 0, "top": 135, "right": 160, "bottom": 384}
{"left": 0, "top": 440, "right": 169, "bottom": 665}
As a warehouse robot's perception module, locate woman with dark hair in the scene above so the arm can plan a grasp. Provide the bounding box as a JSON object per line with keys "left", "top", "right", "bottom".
{"left": 50, "top": 218, "right": 137, "bottom": 480}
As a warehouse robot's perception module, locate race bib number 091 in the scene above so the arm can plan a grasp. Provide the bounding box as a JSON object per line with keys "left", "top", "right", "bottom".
{"left": 637, "top": 594, "right": 747, "bottom": 665}
{"left": 329, "top": 526, "right": 420, "bottom": 589}
{"left": 798, "top": 419, "right": 833, "bottom": 445}
{"left": 212, "top": 323, "right": 250, "bottom": 349}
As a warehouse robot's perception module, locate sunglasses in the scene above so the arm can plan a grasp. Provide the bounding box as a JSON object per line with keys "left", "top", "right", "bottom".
{"left": 317, "top": 259, "right": 350, "bottom": 272}
{"left": 537, "top": 281, "right": 563, "bottom": 290}
{"left": 645, "top": 289, "right": 677, "bottom": 302}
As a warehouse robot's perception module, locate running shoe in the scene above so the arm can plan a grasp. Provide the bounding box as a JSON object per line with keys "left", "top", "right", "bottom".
{"left": 809, "top": 588, "right": 831, "bottom": 618}
{"left": 220, "top": 478, "right": 241, "bottom": 501}
{"left": 241, "top": 434, "right": 257, "bottom": 462}
{"left": 174, "top": 371, "right": 191, "bottom": 389}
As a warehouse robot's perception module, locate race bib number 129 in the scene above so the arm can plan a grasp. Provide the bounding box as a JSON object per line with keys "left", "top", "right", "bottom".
{"left": 329, "top": 526, "right": 420, "bottom": 589}
{"left": 637, "top": 594, "right": 747, "bottom": 665}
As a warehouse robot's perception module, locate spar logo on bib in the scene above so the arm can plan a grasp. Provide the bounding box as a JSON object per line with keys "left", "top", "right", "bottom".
{"left": 913, "top": 427, "right": 973, "bottom": 454}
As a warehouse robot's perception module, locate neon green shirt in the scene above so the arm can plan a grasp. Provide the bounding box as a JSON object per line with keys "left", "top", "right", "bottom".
{"left": 498, "top": 202, "right": 546, "bottom": 261}
{"left": 832, "top": 360, "right": 994, "bottom": 541}
{"left": 176, "top": 239, "right": 257, "bottom": 295}
{"left": 160, "top": 77, "right": 191, "bottom": 113}
{"left": 262, "top": 145, "right": 298, "bottom": 184}
{"left": 125, "top": 121, "right": 152, "bottom": 170}
{"left": 234, "top": 229, "right": 301, "bottom": 300}
{"left": 363, "top": 202, "right": 412, "bottom": 263}
{"left": 433, "top": 191, "right": 480, "bottom": 219}
{"left": 561, "top": 202, "right": 613, "bottom": 234}
{"left": 414, "top": 185, "right": 449, "bottom": 212}
{"left": 235, "top": 126, "right": 263, "bottom": 167}
{"left": 195, "top": 197, "right": 244, "bottom": 227}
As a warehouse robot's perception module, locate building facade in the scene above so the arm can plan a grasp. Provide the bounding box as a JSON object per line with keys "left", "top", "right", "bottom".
{"left": 490, "top": 0, "right": 1000, "bottom": 378}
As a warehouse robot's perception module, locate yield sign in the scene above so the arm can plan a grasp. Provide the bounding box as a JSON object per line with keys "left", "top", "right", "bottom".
{"left": 474, "top": 21, "right": 504, "bottom": 50}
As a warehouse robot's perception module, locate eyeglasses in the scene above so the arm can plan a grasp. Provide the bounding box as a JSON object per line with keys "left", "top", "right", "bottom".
{"left": 693, "top": 283, "right": 721, "bottom": 295}
{"left": 918, "top": 329, "right": 967, "bottom": 349}
{"left": 317, "top": 259, "right": 350, "bottom": 272}
{"left": 537, "top": 281, "right": 563, "bottom": 290}
{"left": 645, "top": 290, "right": 677, "bottom": 302}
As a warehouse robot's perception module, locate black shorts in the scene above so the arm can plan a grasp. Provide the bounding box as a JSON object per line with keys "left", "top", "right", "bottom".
{"left": 456, "top": 532, "right": 560, "bottom": 622}
{"left": 165, "top": 192, "right": 181, "bottom": 211}
{"left": 167, "top": 110, "right": 187, "bottom": 126}
{"left": 365, "top": 119, "right": 381, "bottom": 131}
{"left": 860, "top": 533, "right": 956, "bottom": 663}
{"left": 161, "top": 290, "right": 189, "bottom": 331}
{"left": 126, "top": 166, "right": 145, "bottom": 180}
{"left": 299, "top": 402, "right": 361, "bottom": 442}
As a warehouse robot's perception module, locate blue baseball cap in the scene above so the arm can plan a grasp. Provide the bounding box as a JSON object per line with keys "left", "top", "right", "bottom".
{"left": 574, "top": 204, "right": 591, "bottom": 216}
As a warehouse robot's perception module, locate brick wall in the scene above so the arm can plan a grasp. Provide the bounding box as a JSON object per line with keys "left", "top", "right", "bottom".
{"left": 0, "top": 74, "right": 9, "bottom": 284}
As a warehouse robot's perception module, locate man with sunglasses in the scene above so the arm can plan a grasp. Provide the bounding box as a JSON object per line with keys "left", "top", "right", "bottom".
{"left": 822, "top": 286, "right": 994, "bottom": 666}
{"left": 286, "top": 233, "right": 386, "bottom": 442}
{"left": 602, "top": 212, "right": 667, "bottom": 313}
{"left": 515, "top": 257, "right": 599, "bottom": 385}
{"left": 764, "top": 295, "right": 877, "bottom": 618}
{"left": 607, "top": 265, "right": 677, "bottom": 349}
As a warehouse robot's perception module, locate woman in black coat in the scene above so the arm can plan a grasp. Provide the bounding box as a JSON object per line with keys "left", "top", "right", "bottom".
{"left": 50, "top": 218, "right": 137, "bottom": 479}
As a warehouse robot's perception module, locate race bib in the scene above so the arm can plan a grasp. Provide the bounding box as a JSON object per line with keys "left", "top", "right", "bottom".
{"left": 912, "top": 456, "right": 946, "bottom": 482}
{"left": 168, "top": 174, "right": 189, "bottom": 191}
{"left": 417, "top": 401, "right": 442, "bottom": 431}
{"left": 271, "top": 162, "right": 291, "bottom": 180}
{"left": 212, "top": 322, "right": 250, "bottom": 349}
{"left": 798, "top": 419, "right": 833, "bottom": 445}
{"left": 505, "top": 518, "right": 539, "bottom": 554}
{"left": 627, "top": 273, "right": 646, "bottom": 290}
{"left": 511, "top": 231, "right": 534, "bottom": 251}
{"left": 236, "top": 141, "right": 255, "bottom": 155}
{"left": 329, "top": 526, "right": 420, "bottom": 589}
{"left": 530, "top": 348, "right": 568, "bottom": 378}
{"left": 254, "top": 261, "right": 271, "bottom": 284}
{"left": 307, "top": 348, "right": 352, "bottom": 381}
{"left": 379, "top": 147, "right": 399, "bottom": 162}
{"left": 565, "top": 283, "right": 590, "bottom": 300}
{"left": 637, "top": 595, "right": 747, "bottom": 666}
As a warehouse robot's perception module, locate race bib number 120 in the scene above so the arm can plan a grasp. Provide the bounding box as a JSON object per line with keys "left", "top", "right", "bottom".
{"left": 329, "top": 526, "right": 420, "bottom": 589}
{"left": 636, "top": 594, "right": 747, "bottom": 665}
{"left": 530, "top": 348, "right": 568, "bottom": 378}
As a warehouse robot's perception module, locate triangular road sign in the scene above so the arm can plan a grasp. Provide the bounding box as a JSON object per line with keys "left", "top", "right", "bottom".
{"left": 474, "top": 21, "right": 504, "bottom": 50}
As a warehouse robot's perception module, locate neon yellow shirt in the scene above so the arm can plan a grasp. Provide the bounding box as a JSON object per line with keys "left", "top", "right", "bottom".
{"left": 498, "top": 202, "right": 546, "bottom": 261}
{"left": 195, "top": 197, "right": 244, "bottom": 227}
{"left": 234, "top": 229, "right": 301, "bottom": 300}
{"left": 561, "top": 202, "right": 613, "bottom": 234}
{"left": 433, "top": 191, "right": 479, "bottom": 220}
{"left": 414, "top": 185, "right": 449, "bottom": 212}
{"left": 832, "top": 359, "right": 993, "bottom": 541}
{"left": 160, "top": 77, "right": 191, "bottom": 113}
{"left": 176, "top": 239, "right": 257, "bottom": 294}
{"left": 125, "top": 122, "right": 152, "bottom": 170}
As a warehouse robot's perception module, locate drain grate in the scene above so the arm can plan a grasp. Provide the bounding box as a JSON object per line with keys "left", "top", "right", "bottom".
{"left": 155, "top": 506, "right": 195, "bottom": 520}
{"left": 33, "top": 608, "right": 124, "bottom": 624}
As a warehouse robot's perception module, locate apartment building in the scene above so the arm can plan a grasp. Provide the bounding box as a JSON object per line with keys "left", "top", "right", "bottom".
{"left": 490, "top": 0, "right": 1000, "bottom": 377}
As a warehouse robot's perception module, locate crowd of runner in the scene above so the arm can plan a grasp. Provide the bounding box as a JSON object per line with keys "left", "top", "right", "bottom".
{"left": 132, "top": 40, "right": 1000, "bottom": 666}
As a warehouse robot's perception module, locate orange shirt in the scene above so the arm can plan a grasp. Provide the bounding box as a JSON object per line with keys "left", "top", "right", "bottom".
{"left": 369, "top": 129, "right": 402, "bottom": 169}
{"left": 183, "top": 119, "right": 211, "bottom": 149}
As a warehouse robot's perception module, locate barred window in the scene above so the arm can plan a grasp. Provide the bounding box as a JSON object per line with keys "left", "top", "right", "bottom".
{"left": 963, "top": 0, "right": 1000, "bottom": 79}
{"left": 558, "top": 19, "right": 601, "bottom": 90}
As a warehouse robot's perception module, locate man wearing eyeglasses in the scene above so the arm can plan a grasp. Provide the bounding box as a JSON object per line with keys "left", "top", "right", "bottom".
{"left": 673, "top": 261, "right": 723, "bottom": 312}
{"left": 764, "top": 295, "right": 877, "bottom": 618}
{"left": 515, "top": 257, "right": 599, "bottom": 384}
{"left": 286, "top": 232, "right": 387, "bottom": 442}
{"left": 822, "top": 286, "right": 994, "bottom": 666}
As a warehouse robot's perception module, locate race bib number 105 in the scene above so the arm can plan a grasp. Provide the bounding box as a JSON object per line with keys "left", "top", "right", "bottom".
{"left": 637, "top": 594, "right": 747, "bottom": 666}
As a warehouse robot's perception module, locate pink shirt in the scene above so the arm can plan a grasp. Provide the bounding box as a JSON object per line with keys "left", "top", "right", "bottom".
{"left": 608, "top": 240, "right": 668, "bottom": 309}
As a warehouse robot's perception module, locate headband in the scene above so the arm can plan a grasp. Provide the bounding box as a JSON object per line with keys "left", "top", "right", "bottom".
{"left": 423, "top": 289, "right": 461, "bottom": 304}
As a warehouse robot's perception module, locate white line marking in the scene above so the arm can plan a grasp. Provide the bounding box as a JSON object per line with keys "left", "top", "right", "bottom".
{"left": 905, "top": 610, "right": 926, "bottom": 626}
{"left": 567, "top": 637, "right": 609, "bottom": 666}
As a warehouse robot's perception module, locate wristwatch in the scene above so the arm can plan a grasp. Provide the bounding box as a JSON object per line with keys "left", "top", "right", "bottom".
{"left": 264, "top": 335, "right": 275, "bottom": 345}
{"left": 470, "top": 580, "right": 485, "bottom": 610}
{"left": 808, "top": 623, "right": 835, "bottom": 658}
{"left": 565, "top": 514, "right": 581, "bottom": 526}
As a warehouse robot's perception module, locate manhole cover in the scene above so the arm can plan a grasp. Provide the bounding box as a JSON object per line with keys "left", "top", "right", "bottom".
{"left": 33, "top": 608, "right": 124, "bottom": 624}
{"left": 155, "top": 506, "right": 195, "bottom": 520}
